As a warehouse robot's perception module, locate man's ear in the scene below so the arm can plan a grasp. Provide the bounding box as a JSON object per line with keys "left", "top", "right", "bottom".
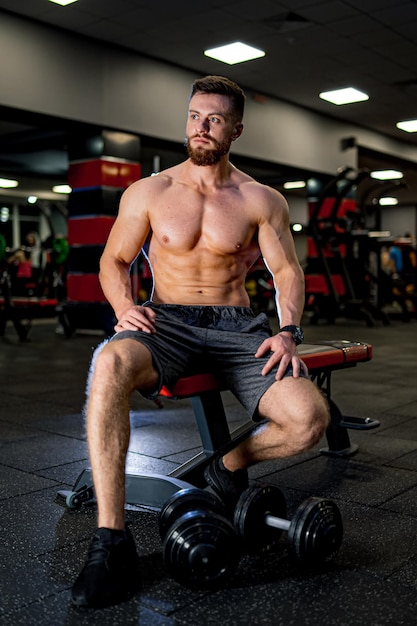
{"left": 232, "top": 123, "right": 244, "bottom": 141}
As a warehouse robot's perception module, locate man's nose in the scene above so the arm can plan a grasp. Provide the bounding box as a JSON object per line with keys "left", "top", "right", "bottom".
{"left": 196, "top": 118, "right": 210, "bottom": 133}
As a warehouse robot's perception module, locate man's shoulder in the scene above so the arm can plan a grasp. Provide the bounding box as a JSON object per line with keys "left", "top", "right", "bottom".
{"left": 236, "top": 178, "right": 288, "bottom": 227}
{"left": 240, "top": 176, "right": 287, "bottom": 206}
{"left": 124, "top": 168, "right": 178, "bottom": 197}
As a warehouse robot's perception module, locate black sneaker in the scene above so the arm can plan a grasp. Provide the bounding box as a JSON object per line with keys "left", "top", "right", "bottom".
{"left": 204, "top": 455, "right": 249, "bottom": 513}
{"left": 71, "top": 525, "right": 140, "bottom": 608}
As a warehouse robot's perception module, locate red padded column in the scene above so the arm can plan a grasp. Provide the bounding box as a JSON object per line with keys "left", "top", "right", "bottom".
{"left": 62, "top": 130, "right": 140, "bottom": 334}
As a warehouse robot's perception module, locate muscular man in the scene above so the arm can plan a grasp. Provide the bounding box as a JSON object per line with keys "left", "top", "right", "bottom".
{"left": 71, "top": 75, "right": 329, "bottom": 608}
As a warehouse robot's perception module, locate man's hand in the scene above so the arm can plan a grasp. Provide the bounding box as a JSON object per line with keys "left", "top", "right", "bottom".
{"left": 114, "top": 305, "right": 156, "bottom": 334}
{"left": 255, "top": 332, "right": 308, "bottom": 380}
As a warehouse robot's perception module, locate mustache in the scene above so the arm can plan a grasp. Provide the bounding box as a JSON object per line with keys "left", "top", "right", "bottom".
{"left": 184, "top": 133, "right": 217, "bottom": 146}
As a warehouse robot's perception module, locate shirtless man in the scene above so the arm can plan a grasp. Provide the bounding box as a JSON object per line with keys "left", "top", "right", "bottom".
{"left": 71, "top": 75, "right": 329, "bottom": 608}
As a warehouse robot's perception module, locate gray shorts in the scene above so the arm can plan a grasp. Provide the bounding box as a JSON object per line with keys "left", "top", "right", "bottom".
{"left": 111, "top": 303, "right": 307, "bottom": 420}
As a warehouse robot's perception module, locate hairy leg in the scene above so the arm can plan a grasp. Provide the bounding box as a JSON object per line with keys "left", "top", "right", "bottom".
{"left": 223, "top": 377, "right": 329, "bottom": 471}
{"left": 86, "top": 338, "right": 159, "bottom": 529}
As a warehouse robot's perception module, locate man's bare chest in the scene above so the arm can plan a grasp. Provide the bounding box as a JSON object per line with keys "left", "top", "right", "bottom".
{"left": 150, "top": 195, "right": 257, "bottom": 255}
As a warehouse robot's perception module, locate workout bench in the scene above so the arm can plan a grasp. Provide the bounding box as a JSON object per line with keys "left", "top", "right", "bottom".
{"left": 58, "top": 340, "right": 378, "bottom": 511}
{"left": 0, "top": 295, "right": 58, "bottom": 340}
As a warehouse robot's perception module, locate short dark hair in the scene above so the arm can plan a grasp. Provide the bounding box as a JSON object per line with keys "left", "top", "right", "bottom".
{"left": 190, "top": 75, "right": 246, "bottom": 122}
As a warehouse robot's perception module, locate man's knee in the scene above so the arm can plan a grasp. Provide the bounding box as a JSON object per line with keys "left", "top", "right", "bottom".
{"left": 259, "top": 378, "right": 329, "bottom": 452}
{"left": 87, "top": 338, "right": 157, "bottom": 394}
{"left": 279, "top": 407, "right": 327, "bottom": 456}
{"left": 300, "top": 400, "right": 329, "bottom": 449}
{"left": 292, "top": 387, "right": 329, "bottom": 449}
{"left": 85, "top": 339, "right": 109, "bottom": 397}
{"left": 88, "top": 340, "right": 126, "bottom": 388}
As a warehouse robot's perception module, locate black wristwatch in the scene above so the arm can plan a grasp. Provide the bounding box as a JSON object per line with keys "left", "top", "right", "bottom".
{"left": 279, "top": 325, "right": 304, "bottom": 345}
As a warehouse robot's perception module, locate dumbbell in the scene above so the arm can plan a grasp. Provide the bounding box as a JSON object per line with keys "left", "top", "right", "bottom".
{"left": 159, "top": 487, "right": 241, "bottom": 589}
{"left": 234, "top": 484, "right": 343, "bottom": 564}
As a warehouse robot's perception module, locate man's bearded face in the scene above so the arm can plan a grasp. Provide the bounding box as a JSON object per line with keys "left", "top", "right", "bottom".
{"left": 186, "top": 134, "right": 233, "bottom": 166}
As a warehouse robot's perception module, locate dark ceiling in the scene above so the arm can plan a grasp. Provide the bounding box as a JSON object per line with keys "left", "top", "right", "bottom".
{"left": 0, "top": 0, "right": 417, "bottom": 205}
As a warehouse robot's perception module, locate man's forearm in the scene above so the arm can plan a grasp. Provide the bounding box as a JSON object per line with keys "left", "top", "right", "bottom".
{"left": 275, "top": 272, "right": 305, "bottom": 327}
{"left": 99, "top": 258, "right": 135, "bottom": 321}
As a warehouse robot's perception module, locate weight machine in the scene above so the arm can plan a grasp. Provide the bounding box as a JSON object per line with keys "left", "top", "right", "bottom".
{"left": 304, "top": 167, "right": 390, "bottom": 326}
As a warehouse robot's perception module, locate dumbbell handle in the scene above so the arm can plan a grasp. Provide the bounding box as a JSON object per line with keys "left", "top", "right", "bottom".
{"left": 265, "top": 514, "right": 291, "bottom": 532}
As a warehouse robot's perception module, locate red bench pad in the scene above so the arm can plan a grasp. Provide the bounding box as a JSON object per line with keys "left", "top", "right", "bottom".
{"left": 0, "top": 297, "right": 58, "bottom": 308}
{"left": 159, "top": 340, "right": 372, "bottom": 399}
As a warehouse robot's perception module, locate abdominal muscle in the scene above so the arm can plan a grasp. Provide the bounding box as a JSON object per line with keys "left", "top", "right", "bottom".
{"left": 148, "top": 241, "right": 259, "bottom": 307}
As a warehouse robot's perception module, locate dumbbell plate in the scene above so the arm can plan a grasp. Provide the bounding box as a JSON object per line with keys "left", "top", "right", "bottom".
{"left": 287, "top": 497, "right": 343, "bottom": 564}
{"left": 159, "top": 487, "right": 225, "bottom": 538}
{"left": 234, "top": 484, "right": 287, "bottom": 553}
{"left": 162, "top": 509, "right": 240, "bottom": 589}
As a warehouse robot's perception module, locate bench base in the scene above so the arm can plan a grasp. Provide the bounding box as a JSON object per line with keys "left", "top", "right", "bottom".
{"left": 57, "top": 470, "right": 192, "bottom": 510}
{"left": 57, "top": 419, "right": 257, "bottom": 509}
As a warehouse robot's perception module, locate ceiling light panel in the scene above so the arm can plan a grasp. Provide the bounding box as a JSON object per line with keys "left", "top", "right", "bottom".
{"left": 0, "top": 178, "right": 18, "bottom": 188}
{"left": 204, "top": 42, "right": 265, "bottom": 65}
{"left": 396, "top": 119, "right": 417, "bottom": 133}
{"left": 52, "top": 184, "right": 72, "bottom": 194}
{"left": 319, "top": 87, "right": 369, "bottom": 105}
{"left": 49, "top": 0, "right": 78, "bottom": 6}
{"left": 370, "top": 170, "right": 403, "bottom": 180}
{"left": 283, "top": 181, "right": 306, "bottom": 189}
{"left": 379, "top": 197, "right": 398, "bottom": 206}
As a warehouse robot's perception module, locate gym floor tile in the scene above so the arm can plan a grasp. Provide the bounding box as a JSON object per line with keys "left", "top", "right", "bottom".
{"left": 385, "top": 448, "right": 417, "bottom": 472}
{"left": 172, "top": 570, "right": 417, "bottom": 626}
{"left": 0, "top": 463, "right": 57, "bottom": 498}
{"left": 1, "top": 432, "right": 88, "bottom": 471}
{"left": 262, "top": 458, "right": 417, "bottom": 507}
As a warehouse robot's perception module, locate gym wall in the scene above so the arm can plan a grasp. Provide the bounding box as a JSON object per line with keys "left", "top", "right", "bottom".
{"left": 2, "top": 12, "right": 417, "bottom": 181}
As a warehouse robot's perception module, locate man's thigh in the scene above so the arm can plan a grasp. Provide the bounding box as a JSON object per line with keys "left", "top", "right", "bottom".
{"left": 109, "top": 325, "right": 198, "bottom": 397}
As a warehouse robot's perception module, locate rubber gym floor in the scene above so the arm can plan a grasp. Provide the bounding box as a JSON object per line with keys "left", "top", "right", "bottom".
{"left": 1, "top": 312, "right": 417, "bottom": 626}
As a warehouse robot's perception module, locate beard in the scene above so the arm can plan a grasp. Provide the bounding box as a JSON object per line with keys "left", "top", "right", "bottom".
{"left": 186, "top": 135, "right": 232, "bottom": 166}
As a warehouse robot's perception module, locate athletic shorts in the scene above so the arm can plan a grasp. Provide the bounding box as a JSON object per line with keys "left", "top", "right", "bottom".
{"left": 110, "top": 303, "right": 308, "bottom": 420}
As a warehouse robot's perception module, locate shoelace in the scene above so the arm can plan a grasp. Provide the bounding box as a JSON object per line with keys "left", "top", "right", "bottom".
{"left": 84, "top": 536, "right": 113, "bottom": 567}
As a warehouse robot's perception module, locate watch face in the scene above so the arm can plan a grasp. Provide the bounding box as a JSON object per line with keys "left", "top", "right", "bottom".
{"left": 280, "top": 325, "right": 304, "bottom": 344}
{"left": 294, "top": 327, "right": 304, "bottom": 345}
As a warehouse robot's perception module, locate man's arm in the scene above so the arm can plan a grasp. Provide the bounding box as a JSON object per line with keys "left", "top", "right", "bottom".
{"left": 99, "top": 179, "right": 155, "bottom": 333}
{"left": 255, "top": 187, "right": 307, "bottom": 379}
